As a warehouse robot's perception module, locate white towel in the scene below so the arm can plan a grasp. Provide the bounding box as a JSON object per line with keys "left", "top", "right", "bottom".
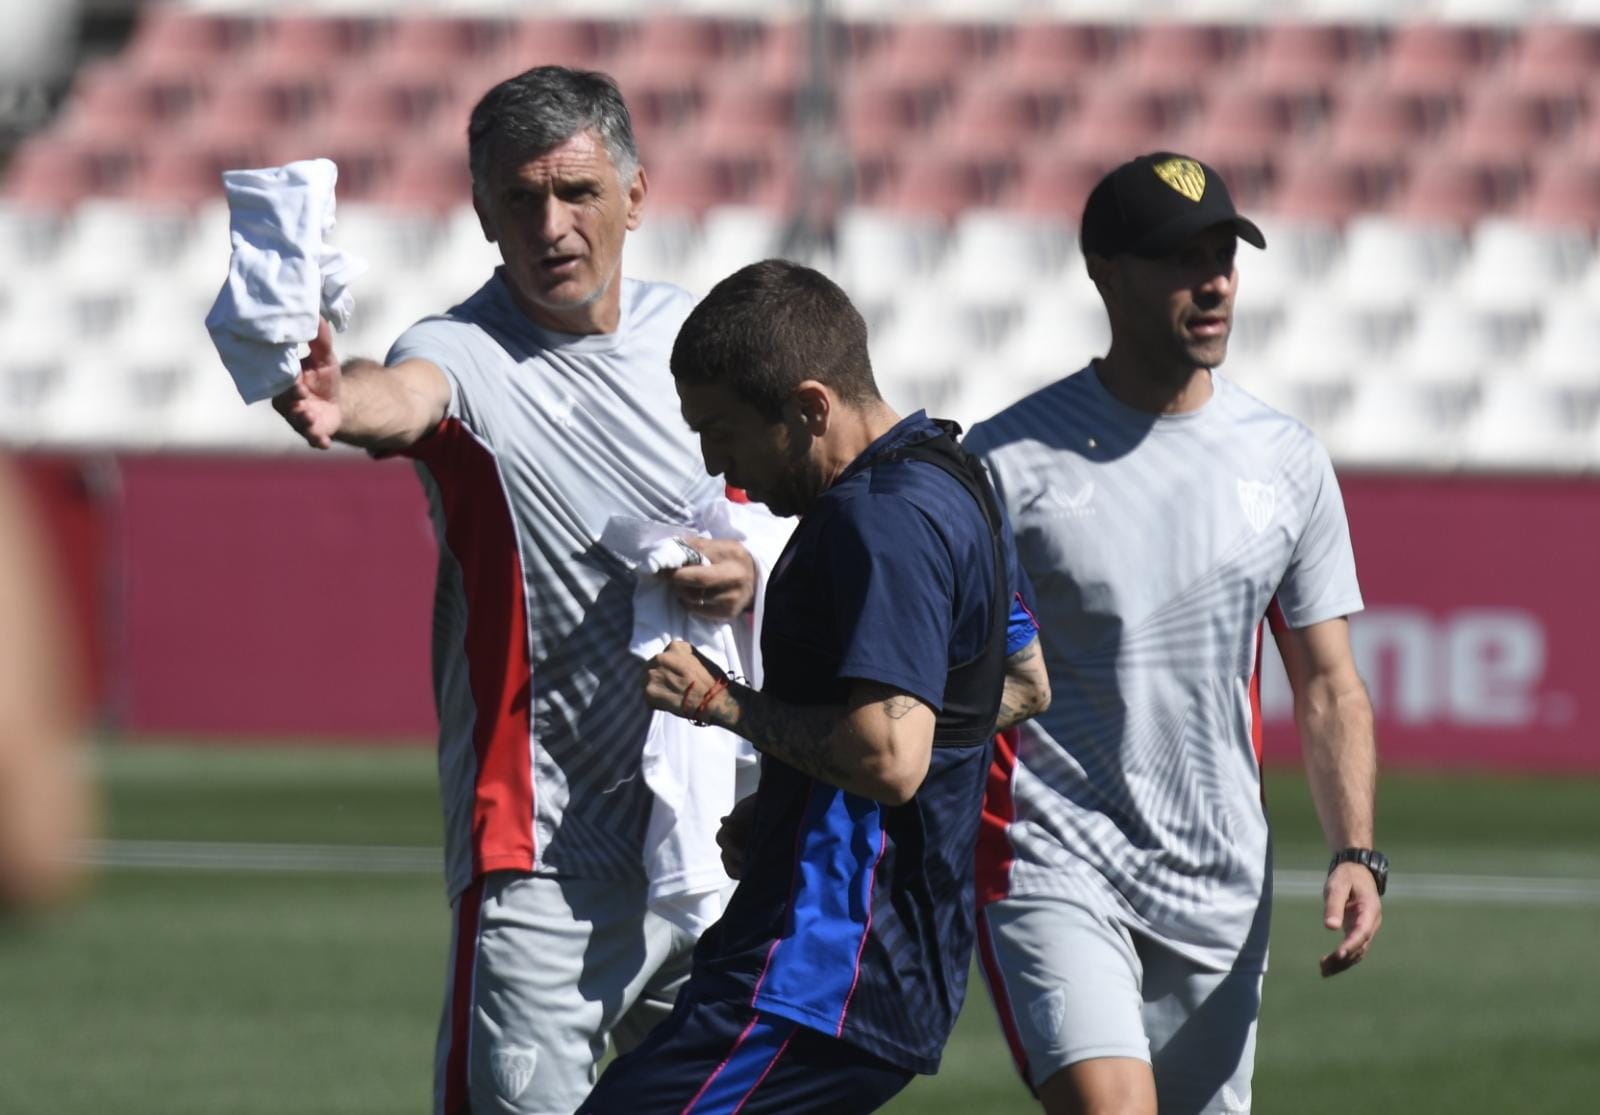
{"left": 204, "top": 158, "right": 367, "bottom": 404}
{"left": 606, "top": 498, "right": 794, "bottom": 933}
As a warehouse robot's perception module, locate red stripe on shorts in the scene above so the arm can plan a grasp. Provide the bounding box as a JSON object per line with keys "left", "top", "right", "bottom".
{"left": 976, "top": 908, "right": 1032, "bottom": 1089}
{"left": 442, "top": 878, "right": 485, "bottom": 1115}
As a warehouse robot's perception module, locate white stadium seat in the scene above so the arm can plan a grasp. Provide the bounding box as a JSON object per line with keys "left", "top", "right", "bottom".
{"left": 682, "top": 205, "right": 785, "bottom": 296}
{"left": 1322, "top": 378, "right": 1465, "bottom": 469}
{"left": 1519, "top": 296, "right": 1600, "bottom": 390}
{"left": 1454, "top": 219, "right": 1593, "bottom": 316}
{"left": 1388, "top": 298, "right": 1526, "bottom": 388}
{"left": 835, "top": 208, "right": 948, "bottom": 305}
{"left": 1458, "top": 378, "right": 1595, "bottom": 471}
{"left": 932, "top": 209, "right": 1080, "bottom": 312}
{"left": 1327, "top": 216, "right": 1468, "bottom": 313}
{"left": 1258, "top": 300, "right": 1396, "bottom": 389}
{"left": 870, "top": 290, "right": 989, "bottom": 392}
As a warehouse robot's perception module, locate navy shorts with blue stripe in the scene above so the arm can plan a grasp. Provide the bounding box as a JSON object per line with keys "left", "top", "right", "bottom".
{"left": 576, "top": 995, "right": 914, "bottom": 1115}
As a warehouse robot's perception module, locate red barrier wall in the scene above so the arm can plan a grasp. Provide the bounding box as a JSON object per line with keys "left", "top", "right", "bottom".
{"left": 14, "top": 455, "right": 1600, "bottom": 768}
{"left": 1258, "top": 474, "right": 1599, "bottom": 772}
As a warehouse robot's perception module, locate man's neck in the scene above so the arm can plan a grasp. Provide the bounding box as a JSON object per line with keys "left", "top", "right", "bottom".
{"left": 819, "top": 402, "right": 902, "bottom": 489}
{"left": 1094, "top": 348, "right": 1214, "bottom": 416}
{"left": 509, "top": 275, "right": 623, "bottom": 336}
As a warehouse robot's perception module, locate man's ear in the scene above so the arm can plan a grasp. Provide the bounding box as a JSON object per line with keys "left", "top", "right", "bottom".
{"left": 473, "top": 192, "right": 496, "bottom": 244}
{"left": 625, "top": 166, "right": 648, "bottom": 231}
{"left": 1085, "top": 251, "right": 1113, "bottom": 293}
{"left": 791, "top": 381, "right": 832, "bottom": 435}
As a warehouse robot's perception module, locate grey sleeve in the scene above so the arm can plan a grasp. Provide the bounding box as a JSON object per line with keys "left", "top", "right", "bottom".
{"left": 385, "top": 318, "right": 476, "bottom": 432}
{"left": 1275, "top": 440, "right": 1364, "bottom": 628}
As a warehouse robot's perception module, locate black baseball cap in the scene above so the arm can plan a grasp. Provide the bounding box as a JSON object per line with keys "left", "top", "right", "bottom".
{"left": 1080, "top": 152, "right": 1266, "bottom": 259}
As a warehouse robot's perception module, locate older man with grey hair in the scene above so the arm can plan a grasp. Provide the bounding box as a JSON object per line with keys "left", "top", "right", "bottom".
{"left": 273, "top": 66, "right": 768, "bottom": 1115}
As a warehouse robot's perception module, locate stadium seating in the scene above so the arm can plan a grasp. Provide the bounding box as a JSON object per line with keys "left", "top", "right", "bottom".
{"left": 0, "top": 3, "right": 1596, "bottom": 468}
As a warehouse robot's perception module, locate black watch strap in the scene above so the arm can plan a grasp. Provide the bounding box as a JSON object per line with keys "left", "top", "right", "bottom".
{"left": 1328, "top": 847, "right": 1388, "bottom": 896}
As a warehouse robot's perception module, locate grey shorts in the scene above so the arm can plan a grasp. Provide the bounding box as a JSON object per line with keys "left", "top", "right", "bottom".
{"left": 434, "top": 872, "right": 706, "bottom": 1115}
{"left": 977, "top": 891, "right": 1263, "bottom": 1115}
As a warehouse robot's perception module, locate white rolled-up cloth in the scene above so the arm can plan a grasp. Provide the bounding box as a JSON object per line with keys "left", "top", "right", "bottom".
{"left": 204, "top": 158, "right": 367, "bottom": 404}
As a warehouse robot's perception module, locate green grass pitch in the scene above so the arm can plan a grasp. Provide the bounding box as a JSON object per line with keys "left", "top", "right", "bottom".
{"left": 0, "top": 744, "right": 1596, "bottom": 1113}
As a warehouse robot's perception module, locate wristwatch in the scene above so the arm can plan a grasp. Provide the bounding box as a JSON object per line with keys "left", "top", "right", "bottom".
{"left": 1328, "top": 847, "right": 1388, "bottom": 896}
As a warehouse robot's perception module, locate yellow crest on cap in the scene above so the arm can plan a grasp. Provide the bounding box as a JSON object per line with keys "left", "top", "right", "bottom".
{"left": 1152, "top": 157, "right": 1206, "bottom": 203}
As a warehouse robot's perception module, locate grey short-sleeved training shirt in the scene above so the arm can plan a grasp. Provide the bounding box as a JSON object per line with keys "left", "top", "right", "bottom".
{"left": 965, "top": 364, "right": 1363, "bottom": 970}
{"left": 387, "top": 271, "right": 721, "bottom": 900}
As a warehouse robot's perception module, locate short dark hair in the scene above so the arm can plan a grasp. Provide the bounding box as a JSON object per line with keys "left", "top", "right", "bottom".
{"left": 467, "top": 66, "right": 638, "bottom": 197}
{"left": 671, "top": 260, "right": 879, "bottom": 421}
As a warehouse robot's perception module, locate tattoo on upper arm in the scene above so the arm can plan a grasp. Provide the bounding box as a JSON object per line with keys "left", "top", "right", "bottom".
{"left": 1007, "top": 640, "right": 1040, "bottom": 667}
{"left": 882, "top": 694, "right": 918, "bottom": 720}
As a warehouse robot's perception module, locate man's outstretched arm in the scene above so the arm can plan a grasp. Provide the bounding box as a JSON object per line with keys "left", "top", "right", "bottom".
{"left": 272, "top": 319, "right": 451, "bottom": 453}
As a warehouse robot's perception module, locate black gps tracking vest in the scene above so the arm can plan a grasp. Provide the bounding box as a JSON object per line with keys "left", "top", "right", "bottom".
{"left": 871, "top": 419, "right": 1011, "bottom": 749}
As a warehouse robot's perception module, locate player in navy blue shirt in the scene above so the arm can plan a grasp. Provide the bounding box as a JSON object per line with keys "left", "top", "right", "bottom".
{"left": 578, "top": 261, "right": 1050, "bottom": 1114}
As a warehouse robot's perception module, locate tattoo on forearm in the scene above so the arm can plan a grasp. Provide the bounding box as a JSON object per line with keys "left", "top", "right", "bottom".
{"left": 721, "top": 683, "right": 855, "bottom": 786}
{"left": 995, "top": 641, "right": 1049, "bottom": 731}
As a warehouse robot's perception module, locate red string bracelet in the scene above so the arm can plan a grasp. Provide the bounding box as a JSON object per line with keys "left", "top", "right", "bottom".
{"left": 693, "top": 677, "right": 731, "bottom": 725}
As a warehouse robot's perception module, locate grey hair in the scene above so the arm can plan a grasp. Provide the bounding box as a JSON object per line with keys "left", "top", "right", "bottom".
{"left": 467, "top": 66, "right": 639, "bottom": 197}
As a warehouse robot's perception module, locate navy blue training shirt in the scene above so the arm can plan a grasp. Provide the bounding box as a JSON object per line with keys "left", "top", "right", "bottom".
{"left": 688, "top": 412, "right": 1038, "bottom": 1074}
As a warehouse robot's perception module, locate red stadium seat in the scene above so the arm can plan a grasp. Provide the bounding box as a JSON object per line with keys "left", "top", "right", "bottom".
{"left": 1000, "top": 22, "right": 1120, "bottom": 85}
{"left": 1322, "top": 88, "right": 1441, "bottom": 159}
{"left": 1449, "top": 89, "right": 1582, "bottom": 159}
{"left": 1518, "top": 159, "right": 1600, "bottom": 229}
{"left": 929, "top": 83, "right": 1063, "bottom": 159}
{"left": 1376, "top": 23, "right": 1506, "bottom": 98}
{"left": 1183, "top": 86, "right": 1304, "bottom": 162}
{"left": 840, "top": 75, "right": 951, "bottom": 155}
{"left": 1389, "top": 156, "right": 1526, "bottom": 225}
{"left": 867, "top": 21, "right": 999, "bottom": 81}
{"left": 186, "top": 74, "right": 332, "bottom": 143}
{"left": 1252, "top": 23, "right": 1375, "bottom": 97}
{"left": 55, "top": 61, "right": 206, "bottom": 142}
{"left": 873, "top": 150, "right": 1011, "bottom": 221}
{"left": 324, "top": 74, "right": 458, "bottom": 137}
{"left": 1267, "top": 154, "right": 1400, "bottom": 223}
{"left": 380, "top": 15, "right": 511, "bottom": 70}
{"left": 742, "top": 20, "right": 879, "bottom": 87}
{"left": 614, "top": 15, "right": 754, "bottom": 70}
{"left": 127, "top": 138, "right": 277, "bottom": 208}
{"left": 123, "top": 6, "right": 255, "bottom": 78}
{"left": 1501, "top": 22, "right": 1600, "bottom": 96}
{"left": 1114, "top": 23, "right": 1254, "bottom": 93}
{"left": 694, "top": 80, "right": 797, "bottom": 151}
{"left": 240, "top": 15, "right": 386, "bottom": 78}
{"left": 1052, "top": 85, "right": 1191, "bottom": 163}
{"left": 1, "top": 137, "right": 134, "bottom": 209}
{"left": 642, "top": 153, "right": 749, "bottom": 216}
{"left": 375, "top": 146, "right": 474, "bottom": 213}
{"left": 1004, "top": 152, "right": 1121, "bottom": 220}
{"left": 505, "top": 18, "right": 621, "bottom": 70}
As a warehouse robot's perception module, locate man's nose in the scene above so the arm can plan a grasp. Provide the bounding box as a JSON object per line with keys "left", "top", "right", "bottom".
{"left": 1196, "top": 266, "right": 1234, "bottom": 305}
{"left": 539, "top": 198, "right": 573, "bottom": 243}
{"left": 701, "top": 444, "right": 729, "bottom": 480}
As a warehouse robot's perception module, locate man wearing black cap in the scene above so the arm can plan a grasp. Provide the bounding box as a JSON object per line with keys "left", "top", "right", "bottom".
{"left": 963, "top": 153, "right": 1384, "bottom": 1115}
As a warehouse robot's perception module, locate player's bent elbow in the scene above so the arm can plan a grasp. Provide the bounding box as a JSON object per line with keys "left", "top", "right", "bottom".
{"left": 859, "top": 749, "right": 931, "bottom": 807}
{"left": 1027, "top": 675, "right": 1052, "bottom": 718}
